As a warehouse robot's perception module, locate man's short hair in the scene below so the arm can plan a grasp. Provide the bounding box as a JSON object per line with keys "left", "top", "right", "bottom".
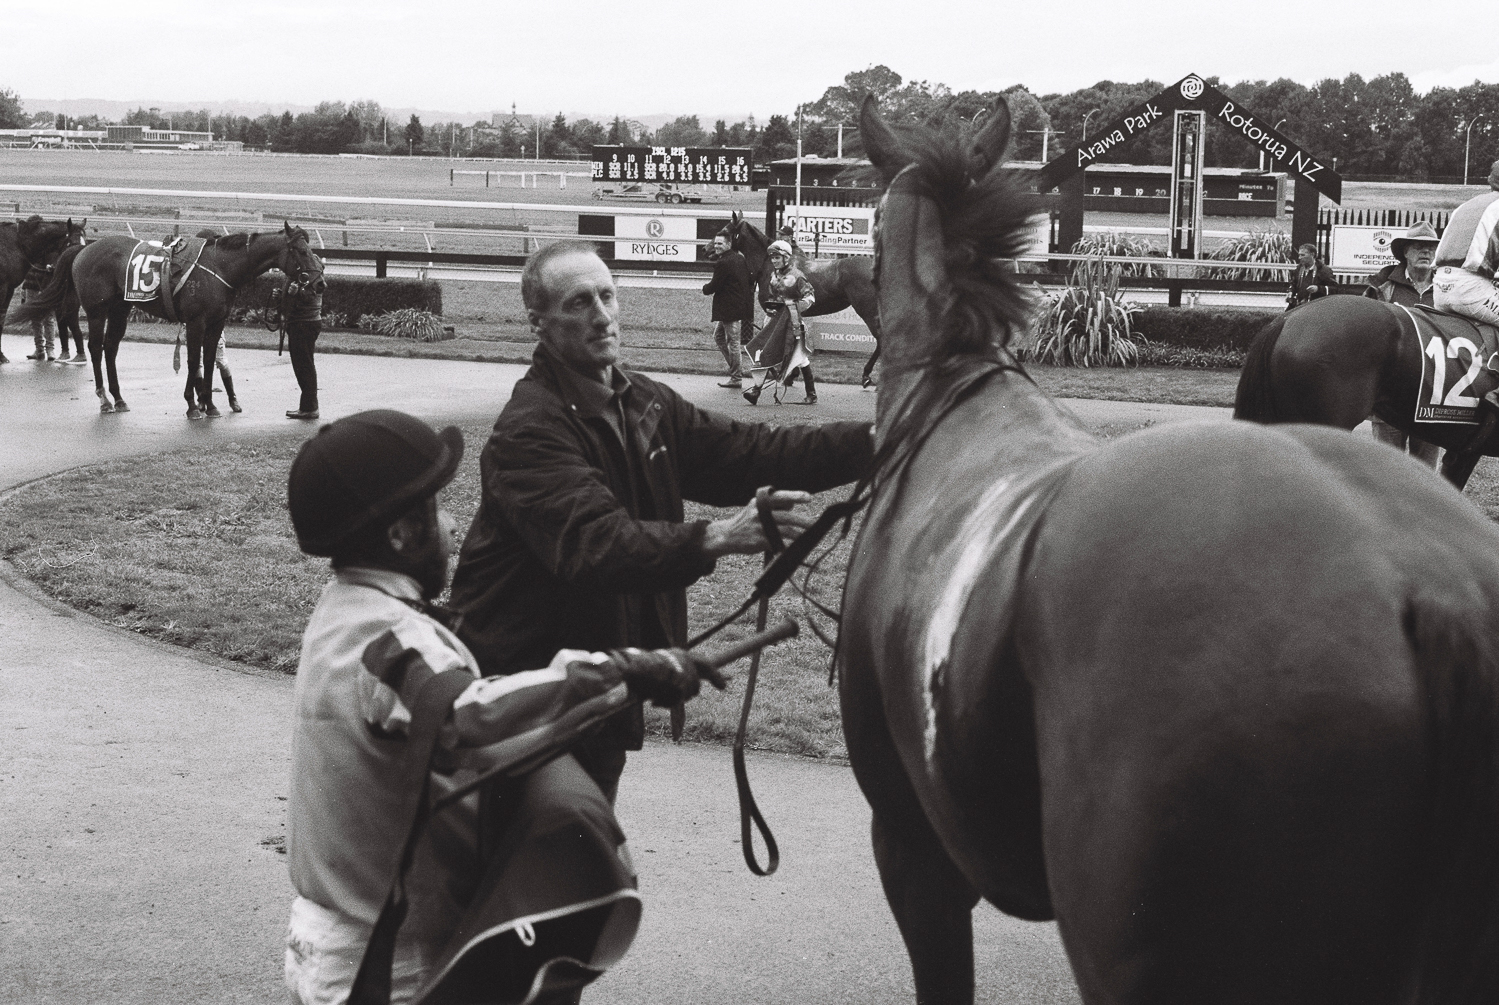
{"left": 1297, "top": 243, "right": 1317, "bottom": 256}
{"left": 521, "top": 242, "right": 603, "bottom": 313}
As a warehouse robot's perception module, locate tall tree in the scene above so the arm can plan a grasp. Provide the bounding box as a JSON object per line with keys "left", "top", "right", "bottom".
{"left": 654, "top": 115, "right": 707, "bottom": 148}
{"left": 405, "top": 115, "right": 424, "bottom": 153}
{"left": 0, "top": 88, "right": 24, "bottom": 129}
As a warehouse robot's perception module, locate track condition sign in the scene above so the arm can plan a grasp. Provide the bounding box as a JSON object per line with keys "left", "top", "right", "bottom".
{"left": 592, "top": 146, "right": 753, "bottom": 185}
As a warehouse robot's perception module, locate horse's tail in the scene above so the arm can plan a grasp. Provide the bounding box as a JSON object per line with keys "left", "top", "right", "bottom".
{"left": 6, "top": 243, "right": 83, "bottom": 324}
{"left": 1232, "top": 312, "right": 1289, "bottom": 423}
{"left": 1407, "top": 594, "right": 1499, "bottom": 1002}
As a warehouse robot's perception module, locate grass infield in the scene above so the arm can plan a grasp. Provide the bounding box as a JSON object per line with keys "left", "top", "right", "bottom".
{"left": 3, "top": 407, "right": 1495, "bottom": 760}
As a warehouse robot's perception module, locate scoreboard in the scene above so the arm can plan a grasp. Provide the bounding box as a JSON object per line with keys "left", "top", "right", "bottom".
{"left": 591, "top": 146, "right": 753, "bottom": 185}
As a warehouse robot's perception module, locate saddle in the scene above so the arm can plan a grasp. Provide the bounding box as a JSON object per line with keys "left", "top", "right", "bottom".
{"left": 122, "top": 236, "right": 208, "bottom": 322}
{"left": 1392, "top": 303, "right": 1499, "bottom": 425}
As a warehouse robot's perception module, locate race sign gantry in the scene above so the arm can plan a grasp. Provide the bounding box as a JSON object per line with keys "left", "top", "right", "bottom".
{"left": 591, "top": 146, "right": 753, "bottom": 185}
{"left": 1036, "top": 74, "right": 1343, "bottom": 256}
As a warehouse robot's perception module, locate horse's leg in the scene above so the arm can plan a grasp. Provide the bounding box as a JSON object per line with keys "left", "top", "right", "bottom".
{"left": 103, "top": 302, "right": 130, "bottom": 412}
{"left": 84, "top": 305, "right": 111, "bottom": 411}
{"left": 862, "top": 339, "right": 881, "bottom": 388}
{"left": 200, "top": 321, "right": 223, "bottom": 420}
{"left": 182, "top": 323, "right": 204, "bottom": 419}
{"left": 0, "top": 285, "right": 13, "bottom": 362}
{"left": 843, "top": 661, "right": 980, "bottom": 1004}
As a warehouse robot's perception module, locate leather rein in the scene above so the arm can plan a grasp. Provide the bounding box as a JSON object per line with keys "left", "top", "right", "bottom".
{"left": 688, "top": 352, "right": 1024, "bottom": 876}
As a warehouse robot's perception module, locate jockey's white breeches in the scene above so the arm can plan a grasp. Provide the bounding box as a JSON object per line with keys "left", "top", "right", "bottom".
{"left": 1434, "top": 266, "right": 1499, "bottom": 326}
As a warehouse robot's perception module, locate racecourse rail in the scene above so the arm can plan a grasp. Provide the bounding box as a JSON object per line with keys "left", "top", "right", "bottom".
{"left": 2, "top": 182, "right": 1329, "bottom": 306}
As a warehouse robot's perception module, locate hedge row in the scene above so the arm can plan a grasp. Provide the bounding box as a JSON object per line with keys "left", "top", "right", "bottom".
{"left": 229, "top": 274, "right": 442, "bottom": 329}
{"left": 1132, "top": 306, "right": 1278, "bottom": 352}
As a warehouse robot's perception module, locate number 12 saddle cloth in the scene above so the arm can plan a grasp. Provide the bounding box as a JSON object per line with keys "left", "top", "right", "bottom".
{"left": 122, "top": 236, "right": 208, "bottom": 322}
{"left": 1393, "top": 303, "right": 1499, "bottom": 424}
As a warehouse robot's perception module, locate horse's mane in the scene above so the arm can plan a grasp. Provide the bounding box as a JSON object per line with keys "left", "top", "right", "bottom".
{"left": 883, "top": 121, "right": 1038, "bottom": 355}
{"left": 207, "top": 232, "right": 253, "bottom": 250}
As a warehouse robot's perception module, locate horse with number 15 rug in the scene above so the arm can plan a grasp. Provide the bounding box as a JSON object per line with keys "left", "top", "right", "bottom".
{"left": 6, "top": 222, "right": 324, "bottom": 416}
{"left": 840, "top": 93, "right": 1499, "bottom": 1004}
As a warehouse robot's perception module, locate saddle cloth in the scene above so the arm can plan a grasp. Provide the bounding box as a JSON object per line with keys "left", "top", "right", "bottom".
{"left": 122, "top": 237, "right": 207, "bottom": 305}
{"left": 1394, "top": 303, "right": 1499, "bottom": 424}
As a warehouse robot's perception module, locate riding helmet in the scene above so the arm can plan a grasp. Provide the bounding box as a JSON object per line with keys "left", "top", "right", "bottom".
{"left": 287, "top": 409, "right": 463, "bottom": 556}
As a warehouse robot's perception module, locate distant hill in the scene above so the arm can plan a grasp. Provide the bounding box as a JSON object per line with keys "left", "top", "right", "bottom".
{"left": 22, "top": 97, "right": 761, "bottom": 130}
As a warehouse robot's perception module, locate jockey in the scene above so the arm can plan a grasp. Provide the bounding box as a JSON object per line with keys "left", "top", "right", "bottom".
{"left": 1433, "top": 159, "right": 1499, "bottom": 386}
{"left": 757, "top": 239, "right": 818, "bottom": 404}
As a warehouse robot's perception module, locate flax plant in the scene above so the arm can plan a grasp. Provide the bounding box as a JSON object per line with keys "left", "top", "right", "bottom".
{"left": 1071, "top": 230, "right": 1164, "bottom": 277}
{"left": 1206, "top": 229, "right": 1294, "bottom": 281}
{"left": 1031, "top": 255, "right": 1141, "bottom": 367}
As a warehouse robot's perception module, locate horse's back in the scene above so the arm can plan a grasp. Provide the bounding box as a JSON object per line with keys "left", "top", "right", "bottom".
{"left": 1019, "top": 419, "right": 1499, "bottom": 999}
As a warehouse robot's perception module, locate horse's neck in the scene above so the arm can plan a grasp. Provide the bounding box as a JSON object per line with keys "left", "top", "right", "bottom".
{"left": 876, "top": 365, "right": 1094, "bottom": 470}
{"left": 212, "top": 238, "right": 284, "bottom": 286}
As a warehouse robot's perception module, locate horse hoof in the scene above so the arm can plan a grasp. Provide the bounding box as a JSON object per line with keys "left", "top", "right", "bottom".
{"left": 113, "top": 401, "right": 130, "bottom": 413}
{"left": 204, "top": 405, "right": 222, "bottom": 418}
{"left": 99, "top": 401, "right": 113, "bottom": 414}
{"left": 186, "top": 407, "right": 204, "bottom": 420}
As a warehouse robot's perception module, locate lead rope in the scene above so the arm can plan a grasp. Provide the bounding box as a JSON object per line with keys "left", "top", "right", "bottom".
{"left": 732, "top": 487, "right": 786, "bottom": 875}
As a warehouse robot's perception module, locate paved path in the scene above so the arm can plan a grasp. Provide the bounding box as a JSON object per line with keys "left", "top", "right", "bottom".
{"left": 0, "top": 343, "right": 1233, "bottom": 1004}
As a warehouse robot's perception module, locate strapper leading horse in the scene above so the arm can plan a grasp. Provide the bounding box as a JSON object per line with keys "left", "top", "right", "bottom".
{"left": 719, "top": 211, "right": 883, "bottom": 386}
{"left": 1235, "top": 295, "right": 1499, "bottom": 490}
{"left": 838, "top": 93, "right": 1499, "bottom": 1004}
{"left": 8, "top": 222, "right": 323, "bottom": 415}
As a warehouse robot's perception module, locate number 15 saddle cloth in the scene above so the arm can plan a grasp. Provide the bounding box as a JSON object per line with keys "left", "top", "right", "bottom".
{"left": 122, "top": 236, "right": 208, "bottom": 322}
{"left": 1394, "top": 303, "right": 1499, "bottom": 424}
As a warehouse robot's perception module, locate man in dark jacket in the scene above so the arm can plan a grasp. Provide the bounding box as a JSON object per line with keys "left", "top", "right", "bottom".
{"left": 449, "top": 243, "right": 873, "bottom": 800}
{"left": 1287, "top": 243, "right": 1338, "bottom": 308}
{"left": 702, "top": 234, "right": 752, "bottom": 388}
{"left": 283, "top": 258, "right": 327, "bottom": 420}
{"left": 1361, "top": 222, "right": 1441, "bottom": 468}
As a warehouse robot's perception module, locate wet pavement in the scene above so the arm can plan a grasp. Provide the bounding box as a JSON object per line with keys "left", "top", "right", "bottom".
{"left": 0, "top": 342, "right": 1231, "bottom": 1004}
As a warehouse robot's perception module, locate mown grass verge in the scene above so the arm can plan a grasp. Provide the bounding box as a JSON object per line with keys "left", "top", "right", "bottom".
{"left": 5, "top": 419, "right": 1493, "bottom": 760}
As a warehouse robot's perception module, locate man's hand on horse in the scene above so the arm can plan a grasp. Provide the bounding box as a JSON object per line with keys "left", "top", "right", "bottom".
{"left": 702, "top": 488, "right": 816, "bottom": 557}
{"left": 607, "top": 648, "right": 728, "bottom": 707}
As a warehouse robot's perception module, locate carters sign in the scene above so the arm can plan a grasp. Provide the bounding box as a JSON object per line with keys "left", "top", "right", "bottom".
{"left": 782, "top": 205, "right": 875, "bottom": 255}
{"left": 1037, "top": 74, "right": 1342, "bottom": 204}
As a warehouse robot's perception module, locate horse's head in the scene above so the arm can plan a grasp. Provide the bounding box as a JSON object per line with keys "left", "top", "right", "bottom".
{"left": 65, "top": 218, "right": 87, "bottom": 246}
{"left": 860, "top": 94, "right": 1037, "bottom": 375}
{"left": 279, "top": 222, "right": 326, "bottom": 295}
{"left": 719, "top": 210, "right": 772, "bottom": 301}
{"left": 16, "top": 214, "right": 72, "bottom": 263}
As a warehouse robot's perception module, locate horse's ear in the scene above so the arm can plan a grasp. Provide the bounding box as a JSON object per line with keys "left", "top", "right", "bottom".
{"left": 283, "top": 221, "right": 293, "bottom": 236}
{"left": 859, "top": 94, "right": 912, "bottom": 182}
{"left": 968, "top": 97, "right": 1011, "bottom": 179}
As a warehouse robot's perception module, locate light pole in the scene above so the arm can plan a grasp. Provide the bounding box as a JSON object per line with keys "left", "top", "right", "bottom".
{"left": 1261, "top": 118, "right": 1287, "bottom": 171}
{"left": 1464, "top": 115, "right": 1485, "bottom": 187}
{"left": 1082, "top": 108, "right": 1101, "bottom": 141}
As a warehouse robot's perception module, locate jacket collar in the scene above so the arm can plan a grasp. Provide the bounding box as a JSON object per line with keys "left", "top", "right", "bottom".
{"left": 532, "top": 343, "right": 655, "bottom": 420}
{"left": 335, "top": 565, "right": 425, "bottom": 603}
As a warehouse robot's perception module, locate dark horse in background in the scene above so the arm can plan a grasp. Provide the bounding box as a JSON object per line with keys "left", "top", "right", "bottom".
{"left": 718, "top": 210, "right": 883, "bottom": 387}
{"left": 839, "top": 93, "right": 1499, "bottom": 1003}
{"left": 1235, "top": 294, "right": 1499, "bottom": 489}
{"left": 9, "top": 222, "right": 323, "bottom": 416}
{"left": 0, "top": 215, "right": 74, "bottom": 364}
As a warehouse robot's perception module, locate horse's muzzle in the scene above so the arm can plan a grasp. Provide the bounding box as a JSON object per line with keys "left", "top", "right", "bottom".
{"left": 312, "top": 278, "right": 327, "bottom": 295}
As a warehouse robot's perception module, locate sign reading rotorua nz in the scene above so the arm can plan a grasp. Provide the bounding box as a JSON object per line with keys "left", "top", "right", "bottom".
{"left": 1037, "top": 74, "right": 1343, "bottom": 204}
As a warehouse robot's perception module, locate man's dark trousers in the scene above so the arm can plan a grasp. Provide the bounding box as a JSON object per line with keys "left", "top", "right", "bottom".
{"left": 287, "top": 319, "right": 320, "bottom": 412}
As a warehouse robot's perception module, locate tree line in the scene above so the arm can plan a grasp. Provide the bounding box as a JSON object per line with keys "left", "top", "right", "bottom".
{"left": 4, "top": 69, "right": 1497, "bottom": 180}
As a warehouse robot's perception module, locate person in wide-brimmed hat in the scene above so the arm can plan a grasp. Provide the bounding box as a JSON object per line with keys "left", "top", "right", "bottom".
{"left": 1362, "top": 222, "right": 1443, "bottom": 467}
{"left": 1363, "top": 221, "right": 1440, "bottom": 307}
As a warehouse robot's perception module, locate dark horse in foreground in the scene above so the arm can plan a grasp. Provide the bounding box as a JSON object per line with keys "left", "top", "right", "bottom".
{"left": 0, "top": 215, "right": 74, "bottom": 363}
{"left": 1235, "top": 294, "right": 1499, "bottom": 489}
{"left": 9, "top": 222, "right": 323, "bottom": 415}
{"left": 839, "top": 93, "right": 1499, "bottom": 1003}
{"left": 719, "top": 210, "right": 883, "bottom": 386}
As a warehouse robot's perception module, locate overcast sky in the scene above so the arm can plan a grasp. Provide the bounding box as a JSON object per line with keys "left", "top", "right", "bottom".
{"left": 7, "top": 0, "right": 1498, "bottom": 121}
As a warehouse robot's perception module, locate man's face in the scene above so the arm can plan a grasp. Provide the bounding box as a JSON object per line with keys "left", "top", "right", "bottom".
{"left": 1297, "top": 248, "right": 1316, "bottom": 268}
{"left": 1405, "top": 243, "right": 1436, "bottom": 271}
{"left": 770, "top": 251, "right": 790, "bottom": 272}
{"left": 529, "top": 251, "right": 620, "bottom": 376}
{"left": 712, "top": 235, "right": 729, "bottom": 256}
{"left": 392, "top": 497, "right": 458, "bottom": 601}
